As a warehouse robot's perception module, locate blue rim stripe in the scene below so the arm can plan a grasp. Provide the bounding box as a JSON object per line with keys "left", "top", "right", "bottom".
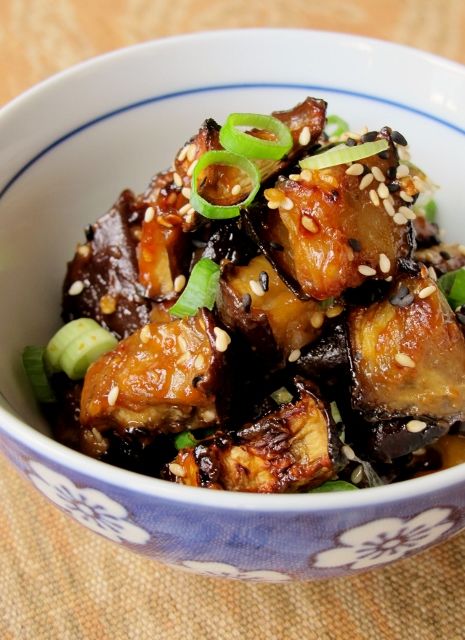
{"left": 1, "top": 81, "right": 464, "bottom": 200}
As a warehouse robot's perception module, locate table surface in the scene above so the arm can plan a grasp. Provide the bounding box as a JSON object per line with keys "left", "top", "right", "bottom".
{"left": 1, "top": 1, "right": 464, "bottom": 638}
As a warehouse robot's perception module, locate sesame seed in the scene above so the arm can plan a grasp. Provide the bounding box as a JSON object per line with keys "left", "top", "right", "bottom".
{"left": 267, "top": 200, "right": 280, "bottom": 210}
{"left": 377, "top": 182, "right": 390, "bottom": 199}
{"left": 379, "top": 253, "right": 391, "bottom": 274}
{"left": 259, "top": 271, "right": 269, "bottom": 292}
{"left": 301, "top": 216, "right": 318, "bottom": 233}
{"left": 174, "top": 274, "right": 186, "bottom": 293}
{"left": 288, "top": 349, "right": 301, "bottom": 363}
{"left": 194, "top": 354, "right": 205, "bottom": 370}
{"left": 400, "top": 190, "right": 414, "bottom": 203}
{"left": 157, "top": 216, "right": 173, "bottom": 228}
{"left": 395, "top": 352, "right": 416, "bottom": 368}
{"left": 249, "top": 279, "right": 265, "bottom": 297}
{"left": 406, "top": 419, "right": 427, "bottom": 433}
{"left": 371, "top": 166, "right": 386, "bottom": 182}
{"left": 348, "top": 238, "right": 362, "bottom": 252}
{"left": 213, "top": 327, "right": 231, "bottom": 352}
{"left": 385, "top": 276, "right": 393, "bottom": 282}
{"left": 289, "top": 173, "right": 301, "bottom": 181}
{"left": 242, "top": 293, "right": 252, "bottom": 312}
{"left": 169, "top": 463, "right": 186, "bottom": 478}
{"left": 393, "top": 212, "right": 408, "bottom": 225}
{"left": 300, "top": 169, "right": 312, "bottom": 182}
{"left": 231, "top": 183, "right": 241, "bottom": 196}
{"left": 281, "top": 197, "right": 294, "bottom": 211}
{"left": 369, "top": 189, "right": 380, "bottom": 207}
{"left": 326, "top": 305, "right": 343, "bottom": 318}
{"left": 361, "top": 131, "right": 378, "bottom": 143}
{"left": 107, "top": 385, "right": 119, "bottom": 407}
{"left": 418, "top": 285, "right": 436, "bottom": 299}
{"left": 412, "top": 447, "right": 427, "bottom": 456}
{"left": 173, "top": 172, "right": 183, "bottom": 187}
{"left": 458, "top": 245, "right": 465, "bottom": 256}
{"left": 144, "top": 206, "right": 155, "bottom": 223}
{"left": 412, "top": 175, "right": 428, "bottom": 192}
{"left": 99, "top": 294, "right": 116, "bottom": 315}
{"left": 396, "top": 164, "right": 410, "bottom": 179}
{"left": 388, "top": 182, "right": 400, "bottom": 193}
{"left": 76, "top": 244, "right": 91, "bottom": 258}
{"left": 358, "top": 265, "right": 376, "bottom": 276}
{"left": 351, "top": 464, "right": 364, "bottom": 485}
{"left": 187, "top": 159, "right": 198, "bottom": 177}
{"left": 186, "top": 143, "right": 197, "bottom": 162}
{"left": 392, "top": 130, "right": 408, "bottom": 146}
{"left": 398, "top": 146, "right": 411, "bottom": 161}
{"left": 342, "top": 444, "right": 356, "bottom": 460}
{"left": 345, "top": 163, "right": 364, "bottom": 176}
{"left": 177, "top": 146, "right": 188, "bottom": 162}
{"left": 298, "top": 126, "right": 311, "bottom": 146}
{"left": 185, "top": 208, "right": 196, "bottom": 224}
{"left": 383, "top": 199, "right": 395, "bottom": 216}
{"left": 68, "top": 280, "right": 84, "bottom": 296}
{"left": 310, "top": 311, "right": 325, "bottom": 329}
{"left": 269, "top": 241, "right": 284, "bottom": 251}
{"left": 398, "top": 205, "right": 416, "bottom": 220}
{"left": 179, "top": 202, "right": 192, "bottom": 215}
{"left": 181, "top": 187, "right": 191, "bottom": 199}
{"left": 359, "top": 173, "right": 374, "bottom": 190}
{"left": 428, "top": 266, "right": 438, "bottom": 281}
{"left": 140, "top": 325, "right": 152, "bottom": 344}
{"left": 177, "top": 335, "right": 188, "bottom": 352}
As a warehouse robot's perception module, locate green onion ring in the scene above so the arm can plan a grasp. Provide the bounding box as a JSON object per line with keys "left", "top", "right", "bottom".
{"left": 299, "top": 139, "right": 389, "bottom": 171}
{"left": 170, "top": 258, "right": 221, "bottom": 318}
{"left": 309, "top": 480, "right": 359, "bottom": 493}
{"left": 219, "top": 113, "right": 293, "bottom": 160}
{"left": 22, "top": 345, "right": 56, "bottom": 403}
{"left": 190, "top": 150, "right": 260, "bottom": 220}
{"left": 325, "top": 114, "right": 350, "bottom": 138}
{"left": 438, "top": 268, "right": 465, "bottom": 310}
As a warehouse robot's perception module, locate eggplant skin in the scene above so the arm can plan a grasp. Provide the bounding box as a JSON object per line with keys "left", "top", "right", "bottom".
{"left": 80, "top": 310, "right": 227, "bottom": 435}
{"left": 413, "top": 215, "right": 440, "bottom": 249}
{"left": 165, "top": 380, "right": 343, "bottom": 493}
{"left": 348, "top": 269, "right": 465, "bottom": 424}
{"left": 415, "top": 243, "right": 465, "bottom": 276}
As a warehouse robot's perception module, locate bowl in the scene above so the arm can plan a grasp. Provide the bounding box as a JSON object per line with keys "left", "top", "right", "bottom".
{"left": 1, "top": 29, "right": 465, "bottom": 582}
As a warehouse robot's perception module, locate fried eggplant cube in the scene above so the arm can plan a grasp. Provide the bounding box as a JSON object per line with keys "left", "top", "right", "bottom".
{"left": 168, "top": 381, "right": 343, "bottom": 492}
{"left": 348, "top": 269, "right": 465, "bottom": 423}
{"left": 80, "top": 311, "right": 227, "bottom": 434}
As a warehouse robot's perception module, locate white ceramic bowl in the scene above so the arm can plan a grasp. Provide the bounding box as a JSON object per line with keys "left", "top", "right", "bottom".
{"left": 0, "top": 29, "right": 464, "bottom": 582}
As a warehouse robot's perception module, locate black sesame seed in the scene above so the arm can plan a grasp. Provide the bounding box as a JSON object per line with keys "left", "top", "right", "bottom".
{"left": 242, "top": 293, "right": 252, "bottom": 313}
{"left": 457, "top": 313, "right": 465, "bottom": 326}
{"left": 192, "top": 239, "right": 207, "bottom": 248}
{"left": 392, "top": 131, "right": 408, "bottom": 146}
{"left": 387, "top": 167, "right": 397, "bottom": 180}
{"left": 398, "top": 285, "right": 409, "bottom": 298}
{"left": 398, "top": 293, "right": 415, "bottom": 307}
{"left": 345, "top": 137, "right": 357, "bottom": 147}
{"left": 440, "top": 250, "right": 451, "bottom": 260}
{"left": 348, "top": 238, "right": 362, "bottom": 252}
{"left": 269, "top": 241, "right": 284, "bottom": 251}
{"left": 259, "top": 271, "right": 269, "bottom": 292}
{"left": 85, "top": 225, "right": 94, "bottom": 241}
{"left": 192, "top": 375, "right": 203, "bottom": 388}
{"left": 361, "top": 131, "right": 378, "bottom": 143}
{"left": 388, "top": 183, "right": 401, "bottom": 193}
{"left": 377, "top": 150, "right": 389, "bottom": 160}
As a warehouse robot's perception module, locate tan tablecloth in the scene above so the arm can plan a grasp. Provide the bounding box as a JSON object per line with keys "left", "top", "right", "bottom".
{"left": 1, "top": 1, "right": 465, "bottom": 638}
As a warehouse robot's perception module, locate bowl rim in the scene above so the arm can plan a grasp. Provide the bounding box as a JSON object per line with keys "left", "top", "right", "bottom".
{"left": 1, "top": 27, "right": 465, "bottom": 512}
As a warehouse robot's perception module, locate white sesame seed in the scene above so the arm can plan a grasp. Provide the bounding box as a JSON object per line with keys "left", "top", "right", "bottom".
{"left": 383, "top": 199, "right": 396, "bottom": 216}
{"left": 288, "top": 349, "right": 301, "bottom": 363}
{"left": 144, "top": 206, "right": 155, "bottom": 223}
{"left": 377, "top": 182, "right": 390, "bottom": 199}
{"left": 213, "top": 327, "right": 231, "bottom": 352}
{"left": 412, "top": 175, "right": 428, "bottom": 192}
{"left": 418, "top": 285, "right": 436, "bottom": 299}
{"left": 267, "top": 200, "right": 280, "bottom": 210}
{"left": 177, "top": 146, "right": 188, "bottom": 162}
{"left": 458, "top": 245, "right": 465, "bottom": 257}
{"left": 68, "top": 280, "right": 84, "bottom": 296}
{"left": 398, "top": 205, "right": 416, "bottom": 220}
{"left": 400, "top": 190, "right": 414, "bottom": 203}
{"left": 395, "top": 352, "right": 416, "bottom": 368}
{"left": 107, "top": 385, "right": 119, "bottom": 407}
{"left": 231, "top": 183, "right": 241, "bottom": 196}
{"left": 300, "top": 170, "right": 312, "bottom": 182}
{"left": 412, "top": 447, "right": 426, "bottom": 456}
{"left": 140, "top": 325, "right": 152, "bottom": 344}
{"left": 169, "top": 463, "right": 186, "bottom": 478}
{"left": 358, "top": 265, "right": 376, "bottom": 276}
{"left": 351, "top": 464, "right": 364, "bottom": 485}
{"left": 301, "top": 216, "right": 318, "bottom": 233}
{"left": 379, "top": 253, "right": 391, "bottom": 274}
{"left": 342, "top": 444, "right": 356, "bottom": 461}
{"left": 310, "top": 311, "right": 325, "bottom": 329}
{"left": 359, "top": 173, "right": 374, "bottom": 190}
{"left": 281, "top": 197, "right": 294, "bottom": 211}
{"left": 371, "top": 166, "right": 386, "bottom": 182}
{"left": 186, "top": 143, "right": 197, "bottom": 162}
{"left": 397, "top": 146, "right": 411, "bottom": 162}
{"left": 174, "top": 274, "right": 186, "bottom": 293}
{"left": 428, "top": 266, "right": 438, "bottom": 281}
{"left": 177, "top": 335, "right": 188, "bottom": 353}
{"left": 187, "top": 159, "right": 198, "bottom": 177}
{"left": 406, "top": 419, "right": 427, "bottom": 433}
{"left": 77, "top": 244, "right": 91, "bottom": 258}
{"left": 173, "top": 172, "right": 183, "bottom": 187}
{"left": 385, "top": 276, "right": 393, "bottom": 282}
{"left": 393, "top": 212, "right": 408, "bottom": 225}
{"left": 181, "top": 187, "right": 191, "bottom": 199}
{"left": 249, "top": 279, "right": 265, "bottom": 297}
{"left": 369, "top": 189, "right": 380, "bottom": 207}
{"left": 289, "top": 173, "right": 301, "bottom": 181}
{"left": 179, "top": 202, "right": 192, "bottom": 215}
{"left": 396, "top": 164, "right": 410, "bottom": 179}
{"left": 298, "top": 126, "right": 311, "bottom": 146}
{"left": 326, "top": 305, "right": 343, "bottom": 318}
{"left": 345, "top": 163, "right": 364, "bottom": 176}
{"left": 185, "top": 208, "right": 196, "bottom": 225}
{"left": 194, "top": 354, "right": 205, "bottom": 370}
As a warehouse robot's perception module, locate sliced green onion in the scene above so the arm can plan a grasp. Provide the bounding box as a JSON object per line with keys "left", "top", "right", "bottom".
{"left": 170, "top": 258, "right": 221, "bottom": 318}
{"left": 330, "top": 401, "right": 342, "bottom": 424}
{"left": 190, "top": 150, "right": 260, "bottom": 219}
{"left": 309, "top": 480, "right": 359, "bottom": 493}
{"left": 423, "top": 199, "right": 437, "bottom": 222}
{"left": 438, "top": 268, "right": 465, "bottom": 310}
{"left": 319, "top": 297, "right": 335, "bottom": 311}
{"left": 60, "top": 327, "right": 118, "bottom": 380}
{"left": 219, "top": 113, "right": 293, "bottom": 160}
{"left": 22, "top": 346, "right": 56, "bottom": 403}
{"left": 45, "top": 318, "right": 101, "bottom": 372}
{"left": 299, "top": 139, "right": 389, "bottom": 171}
{"left": 174, "top": 431, "right": 199, "bottom": 450}
{"left": 325, "top": 114, "right": 350, "bottom": 138}
{"left": 270, "top": 387, "right": 293, "bottom": 405}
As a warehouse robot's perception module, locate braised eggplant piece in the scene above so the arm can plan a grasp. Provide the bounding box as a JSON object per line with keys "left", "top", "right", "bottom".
{"left": 166, "top": 380, "right": 343, "bottom": 492}
{"left": 217, "top": 254, "right": 325, "bottom": 361}
{"left": 62, "top": 190, "right": 151, "bottom": 339}
{"left": 413, "top": 214, "right": 440, "bottom": 248}
{"left": 415, "top": 243, "right": 465, "bottom": 276}
{"left": 348, "top": 269, "right": 465, "bottom": 423}
{"left": 245, "top": 130, "right": 417, "bottom": 300}
{"left": 80, "top": 310, "right": 227, "bottom": 435}
{"left": 200, "top": 220, "right": 257, "bottom": 266}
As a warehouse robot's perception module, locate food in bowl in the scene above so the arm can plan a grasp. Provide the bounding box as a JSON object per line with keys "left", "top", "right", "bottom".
{"left": 23, "top": 97, "right": 465, "bottom": 493}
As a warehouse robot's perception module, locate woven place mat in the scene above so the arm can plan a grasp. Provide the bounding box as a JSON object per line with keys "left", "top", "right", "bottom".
{"left": 0, "top": 453, "right": 464, "bottom": 640}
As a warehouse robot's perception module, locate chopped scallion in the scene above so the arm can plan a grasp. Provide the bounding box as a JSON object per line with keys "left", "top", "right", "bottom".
{"left": 270, "top": 387, "right": 293, "bottom": 405}
{"left": 174, "top": 431, "right": 199, "bottom": 450}
{"left": 170, "top": 258, "right": 221, "bottom": 318}
{"left": 438, "top": 268, "right": 465, "bottom": 310}
{"left": 22, "top": 346, "right": 55, "bottom": 403}
{"left": 299, "top": 139, "right": 389, "bottom": 171}
{"left": 219, "top": 113, "right": 293, "bottom": 160}
{"left": 423, "top": 199, "right": 437, "bottom": 222}
{"left": 309, "top": 480, "right": 359, "bottom": 493}
{"left": 325, "top": 114, "right": 350, "bottom": 138}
